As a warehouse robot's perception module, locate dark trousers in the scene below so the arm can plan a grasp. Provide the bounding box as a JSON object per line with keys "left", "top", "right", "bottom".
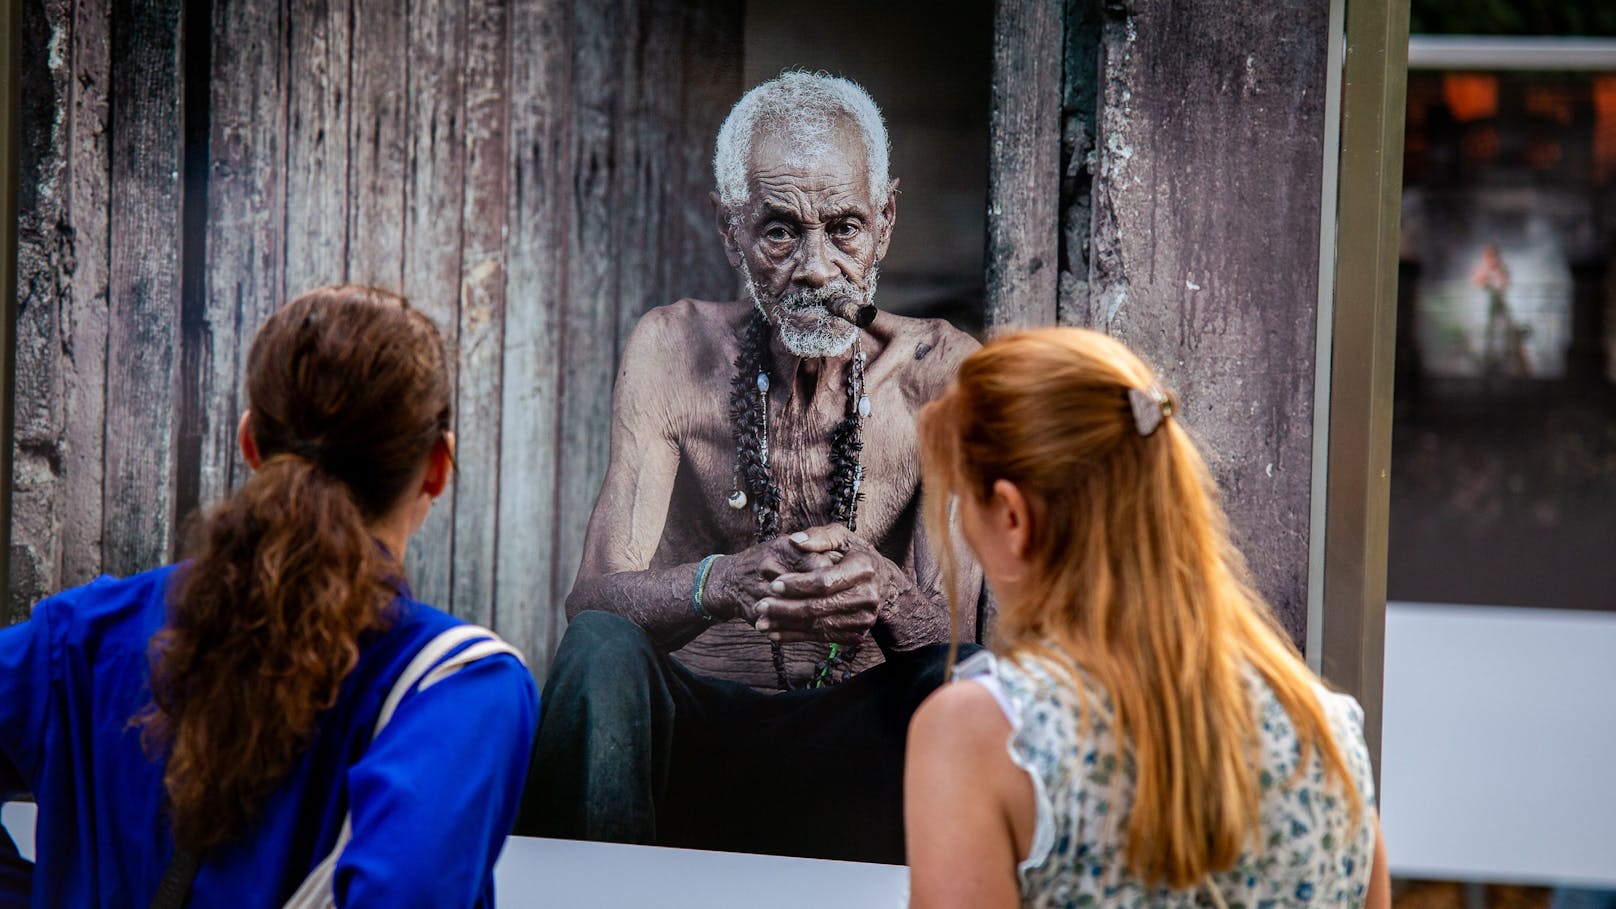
{"left": 513, "top": 611, "right": 977, "bottom": 864}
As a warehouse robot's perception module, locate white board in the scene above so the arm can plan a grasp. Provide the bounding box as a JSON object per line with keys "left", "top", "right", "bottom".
{"left": 1380, "top": 602, "right": 1616, "bottom": 887}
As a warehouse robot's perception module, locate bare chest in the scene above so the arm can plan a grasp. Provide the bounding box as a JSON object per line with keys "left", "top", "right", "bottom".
{"left": 653, "top": 375, "right": 922, "bottom": 565}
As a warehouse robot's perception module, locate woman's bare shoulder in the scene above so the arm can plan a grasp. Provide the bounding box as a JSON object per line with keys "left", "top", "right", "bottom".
{"left": 911, "top": 678, "right": 1013, "bottom": 756}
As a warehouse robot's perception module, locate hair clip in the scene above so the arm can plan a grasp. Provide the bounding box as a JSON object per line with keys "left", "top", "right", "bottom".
{"left": 1127, "top": 384, "right": 1174, "bottom": 437}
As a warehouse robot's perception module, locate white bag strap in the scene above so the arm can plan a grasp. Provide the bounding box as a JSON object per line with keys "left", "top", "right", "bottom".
{"left": 282, "top": 625, "right": 525, "bottom": 909}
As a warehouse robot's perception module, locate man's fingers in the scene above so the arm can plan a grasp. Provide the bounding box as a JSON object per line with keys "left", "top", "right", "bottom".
{"left": 768, "top": 558, "right": 875, "bottom": 599}
{"left": 767, "top": 571, "right": 842, "bottom": 599}
{"left": 757, "top": 555, "right": 795, "bottom": 581}
{"left": 753, "top": 596, "right": 877, "bottom": 635}
{"left": 794, "top": 551, "right": 839, "bottom": 573}
{"left": 752, "top": 599, "right": 819, "bottom": 632}
{"left": 787, "top": 523, "right": 852, "bottom": 553}
{"left": 759, "top": 607, "right": 876, "bottom": 644}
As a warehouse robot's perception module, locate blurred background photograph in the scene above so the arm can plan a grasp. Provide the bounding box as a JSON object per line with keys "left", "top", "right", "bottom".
{"left": 1383, "top": 2, "right": 1616, "bottom": 907}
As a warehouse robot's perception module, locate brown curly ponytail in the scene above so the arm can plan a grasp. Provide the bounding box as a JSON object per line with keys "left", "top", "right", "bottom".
{"left": 135, "top": 285, "right": 451, "bottom": 851}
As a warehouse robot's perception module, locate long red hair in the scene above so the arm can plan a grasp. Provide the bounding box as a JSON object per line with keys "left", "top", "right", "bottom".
{"left": 136, "top": 286, "right": 451, "bottom": 851}
{"left": 919, "top": 327, "right": 1361, "bottom": 888}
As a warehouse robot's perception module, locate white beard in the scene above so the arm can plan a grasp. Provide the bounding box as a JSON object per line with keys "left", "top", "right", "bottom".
{"left": 742, "top": 265, "right": 878, "bottom": 359}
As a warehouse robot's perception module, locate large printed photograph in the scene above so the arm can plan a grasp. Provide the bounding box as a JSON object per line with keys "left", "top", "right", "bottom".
{"left": 514, "top": 3, "right": 996, "bottom": 861}
{"left": 5, "top": 0, "right": 1356, "bottom": 882}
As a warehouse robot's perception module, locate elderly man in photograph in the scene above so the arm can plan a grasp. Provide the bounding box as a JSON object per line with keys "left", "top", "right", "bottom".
{"left": 513, "top": 72, "right": 983, "bottom": 863}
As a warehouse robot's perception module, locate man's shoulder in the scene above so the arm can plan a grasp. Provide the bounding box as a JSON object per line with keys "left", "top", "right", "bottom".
{"left": 870, "top": 312, "right": 981, "bottom": 398}
{"left": 620, "top": 299, "right": 745, "bottom": 381}
{"left": 633, "top": 298, "right": 746, "bottom": 341}
{"left": 874, "top": 312, "right": 980, "bottom": 360}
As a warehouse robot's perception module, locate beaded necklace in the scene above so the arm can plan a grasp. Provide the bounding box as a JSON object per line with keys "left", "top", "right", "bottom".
{"left": 727, "top": 307, "right": 868, "bottom": 691}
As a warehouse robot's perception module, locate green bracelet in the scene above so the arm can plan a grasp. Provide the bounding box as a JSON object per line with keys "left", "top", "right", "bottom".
{"left": 691, "top": 554, "right": 721, "bottom": 621}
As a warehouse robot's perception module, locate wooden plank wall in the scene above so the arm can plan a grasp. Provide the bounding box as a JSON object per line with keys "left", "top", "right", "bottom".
{"left": 984, "top": 0, "right": 1061, "bottom": 329}
{"left": 979, "top": 0, "right": 1331, "bottom": 646}
{"left": 104, "top": 0, "right": 185, "bottom": 579}
{"left": 1080, "top": 0, "right": 1332, "bottom": 643}
{"left": 12, "top": 0, "right": 119, "bottom": 619}
{"left": 10, "top": 0, "right": 742, "bottom": 678}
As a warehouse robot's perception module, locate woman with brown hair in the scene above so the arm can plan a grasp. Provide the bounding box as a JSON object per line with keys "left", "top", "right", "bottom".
{"left": 904, "top": 328, "right": 1389, "bottom": 907}
{"left": 0, "top": 286, "right": 537, "bottom": 907}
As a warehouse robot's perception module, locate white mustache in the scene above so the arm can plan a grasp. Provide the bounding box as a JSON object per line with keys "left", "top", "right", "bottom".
{"left": 781, "top": 282, "right": 861, "bottom": 312}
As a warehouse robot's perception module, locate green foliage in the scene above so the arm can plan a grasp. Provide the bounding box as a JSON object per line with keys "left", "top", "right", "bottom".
{"left": 1411, "top": 0, "right": 1616, "bottom": 36}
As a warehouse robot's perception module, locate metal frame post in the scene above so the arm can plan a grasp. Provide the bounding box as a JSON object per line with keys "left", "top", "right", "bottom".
{"left": 1313, "top": 0, "right": 1411, "bottom": 770}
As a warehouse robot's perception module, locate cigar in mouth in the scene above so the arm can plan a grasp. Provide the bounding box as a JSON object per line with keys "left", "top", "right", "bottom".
{"left": 827, "top": 298, "right": 878, "bottom": 328}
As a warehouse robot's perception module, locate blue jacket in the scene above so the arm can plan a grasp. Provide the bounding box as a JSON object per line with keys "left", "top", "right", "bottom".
{"left": 0, "top": 565, "right": 538, "bottom": 908}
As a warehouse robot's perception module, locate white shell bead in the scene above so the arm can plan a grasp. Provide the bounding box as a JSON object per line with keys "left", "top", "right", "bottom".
{"left": 728, "top": 490, "right": 749, "bottom": 510}
{"left": 756, "top": 372, "right": 770, "bottom": 393}
{"left": 858, "top": 395, "right": 871, "bottom": 418}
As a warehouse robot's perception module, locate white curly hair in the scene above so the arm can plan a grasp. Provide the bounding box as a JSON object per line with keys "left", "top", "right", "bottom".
{"left": 712, "top": 71, "right": 892, "bottom": 212}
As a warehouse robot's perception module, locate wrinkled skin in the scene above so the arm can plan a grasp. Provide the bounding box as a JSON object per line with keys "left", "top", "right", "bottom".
{"left": 564, "top": 117, "right": 983, "bottom": 690}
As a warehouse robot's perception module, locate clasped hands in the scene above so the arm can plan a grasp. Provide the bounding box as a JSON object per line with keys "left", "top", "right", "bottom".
{"left": 706, "top": 523, "right": 895, "bottom": 644}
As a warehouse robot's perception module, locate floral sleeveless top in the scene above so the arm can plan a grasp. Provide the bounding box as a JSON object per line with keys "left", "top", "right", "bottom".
{"left": 954, "top": 650, "right": 1377, "bottom": 908}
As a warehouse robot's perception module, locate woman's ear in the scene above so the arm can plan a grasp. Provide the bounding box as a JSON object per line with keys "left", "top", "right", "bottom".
{"left": 991, "top": 478, "right": 1033, "bottom": 561}
{"left": 421, "top": 432, "right": 455, "bottom": 499}
{"left": 237, "top": 411, "right": 263, "bottom": 471}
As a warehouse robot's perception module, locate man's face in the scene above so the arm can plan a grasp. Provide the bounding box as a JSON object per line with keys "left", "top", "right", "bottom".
{"left": 721, "top": 120, "right": 896, "bottom": 358}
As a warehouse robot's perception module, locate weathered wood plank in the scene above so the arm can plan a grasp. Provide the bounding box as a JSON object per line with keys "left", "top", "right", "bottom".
{"left": 449, "top": 0, "right": 509, "bottom": 629}
{"left": 10, "top": 0, "right": 75, "bottom": 618}
{"left": 284, "top": 0, "right": 350, "bottom": 296}
{"left": 1057, "top": 0, "right": 1101, "bottom": 327}
{"left": 497, "top": 0, "right": 568, "bottom": 672}
{"left": 171, "top": 0, "right": 213, "bottom": 536}
{"left": 985, "top": 0, "right": 1062, "bottom": 330}
{"left": 102, "top": 0, "right": 183, "bottom": 575}
{"left": 619, "top": 0, "right": 736, "bottom": 341}
{"left": 669, "top": 0, "right": 742, "bottom": 306}
{"left": 59, "top": 0, "right": 112, "bottom": 589}
{"left": 550, "top": 0, "right": 622, "bottom": 639}
{"left": 399, "top": 0, "right": 466, "bottom": 611}
{"left": 1085, "top": 0, "right": 1330, "bottom": 641}
{"left": 206, "top": 0, "right": 288, "bottom": 498}
{"left": 346, "top": 0, "right": 406, "bottom": 289}
{"left": 613, "top": 0, "right": 658, "bottom": 361}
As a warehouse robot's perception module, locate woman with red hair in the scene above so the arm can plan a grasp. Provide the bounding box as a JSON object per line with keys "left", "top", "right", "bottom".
{"left": 906, "top": 327, "right": 1389, "bottom": 908}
